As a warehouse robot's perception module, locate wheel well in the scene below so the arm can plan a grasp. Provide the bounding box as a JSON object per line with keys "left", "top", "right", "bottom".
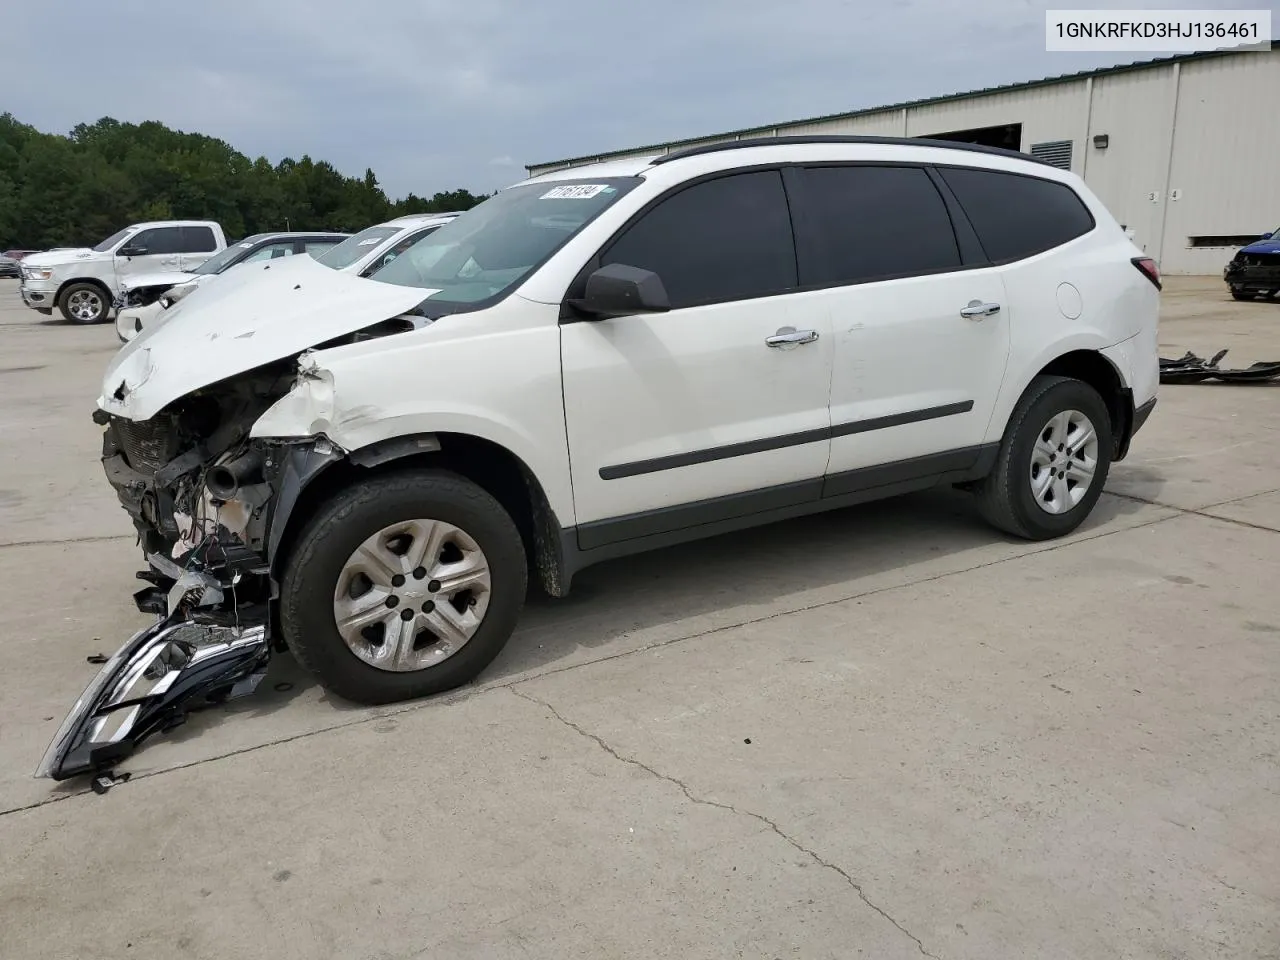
{"left": 1036, "top": 350, "right": 1130, "bottom": 456}
{"left": 273, "top": 433, "right": 568, "bottom": 597}
{"left": 56, "top": 277, "right": 113, "bottom": 305}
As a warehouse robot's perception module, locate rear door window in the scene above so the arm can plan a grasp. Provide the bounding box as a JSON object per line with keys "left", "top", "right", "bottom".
{"left": 798, "top": 165, "right": 961, "bottom": 285}
{"left": 938, "top": 167, "right": 1095, "bottom": 262}
{"left": 601, "top": 170, "right": 797, "bottom": 309}
{"left": 180, "top": 226, "right": 218, "bottom": 253}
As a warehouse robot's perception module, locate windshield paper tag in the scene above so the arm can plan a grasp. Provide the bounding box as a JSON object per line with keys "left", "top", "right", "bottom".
{"left": 357, "top": 238, "right": 382, "bottom": 246}
{"left": 540, "top": 184, "right": 609, "bottom": 200}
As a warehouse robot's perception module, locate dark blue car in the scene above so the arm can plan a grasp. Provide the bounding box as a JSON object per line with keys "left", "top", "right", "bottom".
{"left": 1224, "top": 227, "right": 1280, "bottom": 301}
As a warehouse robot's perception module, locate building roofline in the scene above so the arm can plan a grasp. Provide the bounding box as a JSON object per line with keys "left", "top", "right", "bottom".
{"left": 651, "top": 134, "right": 1053, "bottom": 167}
{"left": 525, "top": 41, "right": 1277, "bottom": 172}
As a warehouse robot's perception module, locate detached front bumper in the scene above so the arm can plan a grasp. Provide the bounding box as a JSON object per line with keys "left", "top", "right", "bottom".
{"left": 36, "top": 570, "right": 270, "bottom": 781}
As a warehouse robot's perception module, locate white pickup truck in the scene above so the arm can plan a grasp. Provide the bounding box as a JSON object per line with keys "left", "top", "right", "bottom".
{"left": 19, "top": 220, "right": 227, "bottom": 324}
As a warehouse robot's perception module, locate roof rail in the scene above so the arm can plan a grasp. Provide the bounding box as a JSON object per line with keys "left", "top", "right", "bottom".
{"left": 650, "top": 134, "right": 1050, "bottom": 167}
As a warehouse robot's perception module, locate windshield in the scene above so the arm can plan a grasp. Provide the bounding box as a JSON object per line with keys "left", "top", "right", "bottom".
{"left": 314, "top": 226, "right": 399, "bottom": 269}
{"left": 94, "top": 228, "right": 135, "bottom": 253}
{"left": 368, "top": 179, "right": 640, "bottom": 305}
{"left": 1268, "top": 227, "right": 1280, "bottom": 240}
{"left": 192, "top": 237, "right": 269, "bottom": 275}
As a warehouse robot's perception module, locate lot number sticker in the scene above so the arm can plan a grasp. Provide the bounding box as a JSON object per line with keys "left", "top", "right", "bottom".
{"left": 540, "top": 184, "right": 610, "bottom": 200}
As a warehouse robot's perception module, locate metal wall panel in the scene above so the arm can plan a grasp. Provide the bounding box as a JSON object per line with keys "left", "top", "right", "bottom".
{"left": 782, "top": 110, "right": 904, "bottom": 136}
{"left": 1081, "top": 66, "right": 1177, "bottom": 262}
{"left": 905, "top": 81, "right": 1091, "bottom": 174}
{"left": 1161, "top": 51, "right": 1280, "bottom": 273}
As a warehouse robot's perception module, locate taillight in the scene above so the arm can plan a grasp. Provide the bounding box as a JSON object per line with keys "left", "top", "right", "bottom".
{"left": 1132, "top": 257, "right": 1161, "bottom": 290}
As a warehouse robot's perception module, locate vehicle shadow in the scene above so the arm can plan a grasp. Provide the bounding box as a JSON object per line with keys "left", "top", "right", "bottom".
{"left": 149, "top": 479, "right": 1160, "bottom": 741}
{"left": 487, "top": 483, "right": 1155, "bottom": 681}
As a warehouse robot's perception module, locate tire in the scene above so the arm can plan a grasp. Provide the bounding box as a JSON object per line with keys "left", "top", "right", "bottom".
{"left": 1230, "top": 289, "right": 1252, "bottom": 301}
{"left": 280, "top": 469, "right": 527, "bottom": 704}
{"left": 973, "top": 375, "right": 1113, "bottom": 541}
{"left": 58, "top": 282, "right": 110, "bottom": 324}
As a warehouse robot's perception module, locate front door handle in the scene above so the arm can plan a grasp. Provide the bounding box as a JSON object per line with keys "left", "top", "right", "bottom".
{"left": 766, "top": 327, "right": 819, "bottom": 347}
{"left": 960, "top": 300, "right": 1001, "bottom": 319}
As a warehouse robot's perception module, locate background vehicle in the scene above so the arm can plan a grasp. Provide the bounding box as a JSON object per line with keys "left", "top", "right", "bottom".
{"left": 114, "top": 231, "right": 348, "bottom": 342}
{"left": 1224, "top": 226, "right": 1280, "bottom": 300}
{"left": 2, "top": 249, "right": 39, "bottom": 261}
{"left": 89, "top": 136, "right": 1159, "bottom": 722}
{"left": 0, "top": 255, "right": 18, "bottom": 279}
{"left": 19, "top": 221, "right": 227, "bottom": 324}
{"left": 311, "top": 213, "right": 459, "bottom": 277}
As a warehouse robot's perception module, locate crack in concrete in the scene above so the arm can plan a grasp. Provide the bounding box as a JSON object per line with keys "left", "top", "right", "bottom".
{"left": 0, "top": 533, "right": 134, "bottom": 550}
{"left": 2, "top": 506, "right": 1182, "bottom": 820}
{"left": 1106, "top": 487, "right": 1280, "bottom": 534}
{"left": 510, "top": 687, "right": 941, "bottom": 960}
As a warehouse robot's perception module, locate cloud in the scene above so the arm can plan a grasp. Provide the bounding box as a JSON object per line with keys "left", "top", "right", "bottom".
{"left": 1, "top": 0, "right": 1272, "bottom": 199}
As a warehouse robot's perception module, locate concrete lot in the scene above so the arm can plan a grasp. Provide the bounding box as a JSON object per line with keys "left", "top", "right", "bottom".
{"left": 0, "top": 276, "right": 1277, "bottom": 960}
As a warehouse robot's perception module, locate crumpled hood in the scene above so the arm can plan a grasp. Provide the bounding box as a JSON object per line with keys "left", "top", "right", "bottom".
{"left": 1239, "top": 239, "right": 1280, "bottom": 255}
{"left": 23, "top": 248, "right": 100, "bottom": 267}
{"left": 122, "top": 269, "right": 198, "bottom": 291}
{"left": 99, "top": 255, "right": 434, "bottom": 421}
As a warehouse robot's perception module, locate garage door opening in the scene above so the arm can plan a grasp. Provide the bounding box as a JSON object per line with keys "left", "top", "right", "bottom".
{"left": 920, "top": 123, "right": 1022, "bottom": 152}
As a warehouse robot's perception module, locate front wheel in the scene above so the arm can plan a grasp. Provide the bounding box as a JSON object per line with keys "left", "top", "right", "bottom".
{"left": 1230, "top": 288, "right": 1253, "bottom": 301}
{"left": 973, "top": 376, "right": 1113, "bottom": 540}
{"left": 58, "top": 282, "right": 110, "bottom": 324}
{"left": 280, "top": 469, "right": 528, "bottom": 704}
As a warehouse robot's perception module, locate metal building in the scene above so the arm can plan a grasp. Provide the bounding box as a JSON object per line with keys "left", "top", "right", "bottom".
{"left": 525, "top": 43, "right": 1279, "bottom": 275}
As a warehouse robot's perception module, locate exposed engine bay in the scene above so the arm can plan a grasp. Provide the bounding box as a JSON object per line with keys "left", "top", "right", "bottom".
{"left": 39, "top": 308, "right": 428, "bottom": 781}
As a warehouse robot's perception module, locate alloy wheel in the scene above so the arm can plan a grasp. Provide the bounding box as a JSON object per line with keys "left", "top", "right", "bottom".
{"left": 1028, "top": 409, "right": 1099, "bottom": 515}
{"left": 332, "top": 519, "right": 492, "bottom": 672}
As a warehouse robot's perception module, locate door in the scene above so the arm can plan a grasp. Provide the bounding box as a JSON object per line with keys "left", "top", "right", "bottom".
{"left": 560, "top": 169, "right": 834, "bottom": 547}
{"left": 789, "top": 165, "right": 1011, "bottom": 491}
{"left": 177, "top": 225, "right": 220, "bottom": 271}
{"left": 114, "top": 226, "right": 184, "bottom": 285}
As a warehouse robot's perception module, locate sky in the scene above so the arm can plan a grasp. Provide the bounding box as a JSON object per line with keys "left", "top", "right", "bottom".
{"left": 3, "top": 0, "right": 1275, "bottom": 200}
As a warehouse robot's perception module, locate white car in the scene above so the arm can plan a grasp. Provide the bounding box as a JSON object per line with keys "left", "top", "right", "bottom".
{"left": 311, "top": 213, "right": 460, "bottom": 276}
{"left": 41, "top": 135, "right": 1162, "bottom": 778}
{"left": 19, "top": 221, "right": 227, "bottom": 324}
{"left": 114, "top": 231, "right": 348, "bottom": 342}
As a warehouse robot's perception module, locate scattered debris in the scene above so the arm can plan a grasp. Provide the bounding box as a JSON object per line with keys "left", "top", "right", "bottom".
{"left": 743, "top": 738, "right": 752, "bottom": 745}
{"left": 90, "top": 770, "right": 131, "bottom": 795}
{"left": 85, "top": 653, "right": 108, "bottom": 665}
{"left": 1160, "top": 350, "right": 1280, "bottom": 384}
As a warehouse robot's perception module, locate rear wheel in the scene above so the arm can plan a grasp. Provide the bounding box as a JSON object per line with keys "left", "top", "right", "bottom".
{"left": 1230, "top": 288, "right": 1252, "bottom": 301}
{"left": 280, "top": 470, "right": 527, "bottom": 704}
{"left": 973, "top": 376, "right": 1113, "bottom": 540}
{"left": 58, "top": 282, "right": 110, "bottom": 324}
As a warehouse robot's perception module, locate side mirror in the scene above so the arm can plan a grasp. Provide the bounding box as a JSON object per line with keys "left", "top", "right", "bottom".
{"left": 119, "top": 245, "right": 147, "bottom": 258}
{"left": 571, "top": 263, "right": 670, "bottom": 320}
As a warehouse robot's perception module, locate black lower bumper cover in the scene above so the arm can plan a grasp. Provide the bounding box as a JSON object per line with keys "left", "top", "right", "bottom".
{"left": 1132, "top": 397, "right": 1157, "bottom": 434}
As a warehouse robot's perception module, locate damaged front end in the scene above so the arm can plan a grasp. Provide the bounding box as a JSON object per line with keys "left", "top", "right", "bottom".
{"left": 40, "top": 253, "right": 438, "bottom": 781}
{"left": 37, "top": 365, "right": 343, "bottom": 781}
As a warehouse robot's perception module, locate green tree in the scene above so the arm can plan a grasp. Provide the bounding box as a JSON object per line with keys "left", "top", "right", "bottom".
{"left": 0, "top": 113, "right": 492, "bottom": 248}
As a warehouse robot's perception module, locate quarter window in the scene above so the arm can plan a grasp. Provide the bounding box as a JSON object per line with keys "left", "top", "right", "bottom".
{"left": 799, "top": 166, "right": 960, "bottom": 285}
{"left": 602, "top": 170, "right": 797, "bottom": 309}
{"left": 241, "top": 242, "right": 295, "bottom": 263}
{"left": 938, "top": 167, "right": 1095, "bottom": 262}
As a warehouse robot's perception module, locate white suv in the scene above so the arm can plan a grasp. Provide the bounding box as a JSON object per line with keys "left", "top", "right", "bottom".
{"left": 44, "top": 136, "right": 1162, "bottom": 776}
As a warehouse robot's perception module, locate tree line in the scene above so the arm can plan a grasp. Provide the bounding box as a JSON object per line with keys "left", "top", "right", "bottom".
{"left": 0, "top": 113, "right": 490, "bottom": 250}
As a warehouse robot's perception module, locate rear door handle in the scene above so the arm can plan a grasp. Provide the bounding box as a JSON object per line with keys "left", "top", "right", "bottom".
{"left": 766, "top": 327, "right": 819, "bottom": 347}
{"left": 960, "top": 300, "right": 1001, "bottom": 319}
